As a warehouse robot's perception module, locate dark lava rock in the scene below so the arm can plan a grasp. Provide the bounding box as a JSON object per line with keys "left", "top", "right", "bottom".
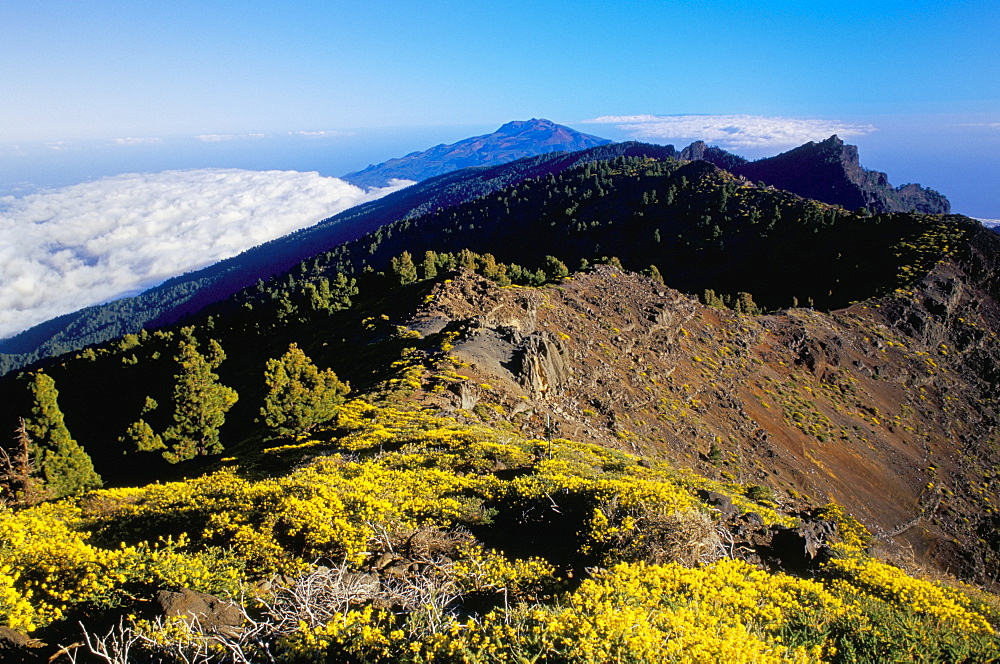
{"left": 155, "top": 588, "right": 242, "bottom": 633}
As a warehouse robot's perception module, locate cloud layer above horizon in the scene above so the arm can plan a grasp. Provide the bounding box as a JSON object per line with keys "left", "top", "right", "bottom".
{"left": 584, "top": 115, "right": 876, "bottom": 151}
{"left": 0, "top": 169, "right": 410, "bottom": 339}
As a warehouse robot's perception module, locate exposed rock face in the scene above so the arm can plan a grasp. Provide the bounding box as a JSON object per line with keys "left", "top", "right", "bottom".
{"left": 724, "top": 135, "right": 950, "bottom": 214}
{"left": 680, "top": 140, "right": 749, "bottom": 172}
{"left": 404, "top": 257, "right": 1000, "bottom": 587}
{"left": 767, "top": 522, "right": 837, "bottom": 574}
{"left": 895, "top": 182, "right": 952, "bottom": 214}
{"left": 516, "top": 332, "right": 571, "bottom": 397}
{"left": 412, "top": 274, "right": 571, "bottom": 399}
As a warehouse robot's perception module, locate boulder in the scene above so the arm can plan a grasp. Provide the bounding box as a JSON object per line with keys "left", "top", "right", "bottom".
{"left": 0, "top": 626, "right": 46, "bottom": 663}
{"left": 155, "top": 588, "right": 242, "bottom": 633}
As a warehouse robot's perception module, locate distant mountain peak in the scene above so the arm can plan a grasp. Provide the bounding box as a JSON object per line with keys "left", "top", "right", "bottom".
{"left": 341, "top": 119, "right": 611, "bottom": 189}
{"left": 496, "top": 118, "right": 557, "bottom": 134}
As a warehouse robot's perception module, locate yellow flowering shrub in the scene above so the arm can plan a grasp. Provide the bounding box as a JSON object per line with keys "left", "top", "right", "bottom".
{"left": 827, "top": 554, "right": 993, "bottom": 633}
{"left": 0, "top": 503, "right": 121, "bottom": 629}
{"left": 816, "top": 503, "right": 872, "bottom": 550}
{"left": 81, "top": 463, "right": 483, "bottom": 574}
{"left": 519, "top": 559, "right": 839, "bottom": 663}
{"left": 116, "top": 535, "right": 244, "bottom": 598}
{"left": 1, "top": 397, "right": 997, "bottom": 664}
{"left": 273, "top": 559, "right": 843, "bottom": 663}
{"left": 0, "top": 502, "right": 244, "bottom": 632}
{"left": 277, "top": 605, "right": 398, "bottom": 662}
{"left": 453, "top": 545, "right": 558, "bottom": 601}
{"left": 0, "top": 563, "right": 35, "bottom": 632}
{"left": 657, "top": 464, "right": 795, "bottom": 527}
{"left": 273, "top": 460, "right": 480, "bottom": 564}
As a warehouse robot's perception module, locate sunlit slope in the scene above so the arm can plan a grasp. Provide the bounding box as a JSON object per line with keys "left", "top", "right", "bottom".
{"left": 2, "top": 401, "right": 997, "bottom": 661}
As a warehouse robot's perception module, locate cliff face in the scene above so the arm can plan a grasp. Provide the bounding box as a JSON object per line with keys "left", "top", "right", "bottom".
{"left": 399, "top": 249, "right": 1000, "bottom": 587}
{"left": 657, "top": 136, "right": 950, "bottom": 214}
{"left": 679, "top": 140, "right": 749, "bottom": 172}
{"left": 895, "top": 182, "right": 952, "bottom": 214}
{"left": 726, "top": 136, "right": 950, "bottom": 214}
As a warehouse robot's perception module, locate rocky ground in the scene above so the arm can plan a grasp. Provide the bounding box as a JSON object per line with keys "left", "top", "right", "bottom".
{"left": 397, "top": 260, "right": 1000, "bottom": 588}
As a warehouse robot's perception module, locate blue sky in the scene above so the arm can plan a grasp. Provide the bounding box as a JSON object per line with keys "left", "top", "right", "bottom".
{"left": 2, "top": 0, "right": 997, "bottom": 139}
{"left": 2, "top": 0, "right": 997, "bottom": 206}
{"left": 1, "top": 1, "right": 998, "bottom": 338}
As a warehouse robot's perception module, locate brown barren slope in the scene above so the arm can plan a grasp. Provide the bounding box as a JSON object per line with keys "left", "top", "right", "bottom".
{"left": 396, "top": 255, "right": 1000, "bottom": 586}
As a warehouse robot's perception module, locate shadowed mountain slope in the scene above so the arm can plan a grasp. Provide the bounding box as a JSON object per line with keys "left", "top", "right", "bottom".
{"left": 0, "top": 142, "right": 674, "bottom": 375}
{"left": 0, "top": 133, "right": 952, "bottom": 377}
{"left": 695, "top": 135, "right": 950, "bottom": 214}
{"left": 271, "top": 154, "right": 972, "bottom": 317}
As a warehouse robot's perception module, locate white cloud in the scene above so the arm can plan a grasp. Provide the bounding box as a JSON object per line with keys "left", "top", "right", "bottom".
{"left": 288, "top": 130, "right": 354, "bottom": 138}
{"left": 112, "top": 137, "right": 162, "bottom": 146}
{"left": 975, "top": 218, "right": 1000, "bottom": 228}
{"left": 583, "top": 114, "right": 876, "bottom": 151}
{"left": 195, "top": 133, "right": 266, "bottom": 142}
{"left": 0, "top": 169, "right": 412, "bottom": 339}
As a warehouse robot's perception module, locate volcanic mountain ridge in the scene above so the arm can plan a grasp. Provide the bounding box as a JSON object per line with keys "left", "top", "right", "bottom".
{"left": 388, "top": 241, "right": 1000, "bottom": 586}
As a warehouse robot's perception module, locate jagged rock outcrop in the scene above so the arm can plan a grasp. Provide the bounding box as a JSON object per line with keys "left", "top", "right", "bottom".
{"left": 895, "top": 182, "right": 952, "bottom": 214}
{"left": 679, "top": 140, "right": 749, "bottom": 172}
{"left": 726, "top": 135, "right": 950, "bottom": 214}
{"left": 667, "top": 136, "right": 949, "bottom": 214}
{"left": 516, "top": 332, "right": 571, "bottom": 398}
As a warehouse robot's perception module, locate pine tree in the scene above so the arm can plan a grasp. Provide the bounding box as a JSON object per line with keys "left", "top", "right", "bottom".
{"left": 478, "top": 253, "right": 502, "bottom": 281}
{"left": 329, "top": 272, "right": 359, "bottom": 310}
{"left": 120, "top": 397, "right": 165, "bottom": 454}
{"left": 457, "top": 248, "right": 477, "bottom": 271}
{"left": 733, "top": 292, "right": 762, "bottom": 316}
{"left": 123, "top": 419, "right": 165, "bottom": 453}
{"left": 391, "top": 251, "right": 418, "bottom": 285}
{"left": 421, "top": 251, "right": 438, "bottom": 280}
{"left": 23, "top": 372, "right": 101, "bottom": 497}
{"left": 302, "top": 282, "right": 327, "bottom": 314}
{"left": 645, "top": 265, "right": 664, "bottom": 284}
{"left": 261, "top": 344, "right": 350, "bottom": 438}
{"left": 162, "top": 335, "right": 238, "bottom": 463}
{"left": 543, "top": 255, "right": 569, "bottom": 281}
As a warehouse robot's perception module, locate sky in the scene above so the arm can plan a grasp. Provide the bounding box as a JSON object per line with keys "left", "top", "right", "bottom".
{"left": 1, "top": 0, "right": 998, "bottom": 339}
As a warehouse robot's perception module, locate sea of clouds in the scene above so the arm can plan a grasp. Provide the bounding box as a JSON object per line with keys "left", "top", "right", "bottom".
{"left": 583, "top": 114, "right": 876, "bottom": 152}
{"left": 0, "top": 169, "right": 410, "bottom": 340}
